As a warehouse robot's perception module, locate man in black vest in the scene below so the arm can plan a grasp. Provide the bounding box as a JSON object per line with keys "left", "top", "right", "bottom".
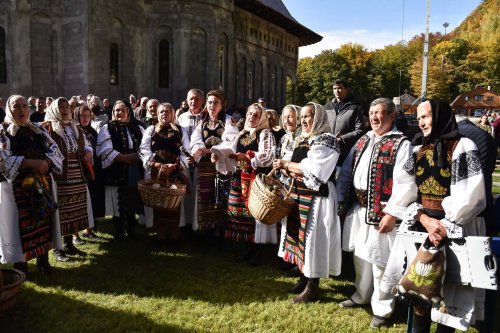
{"left": 336, "top": 98, "right": 415, "bottom": 328}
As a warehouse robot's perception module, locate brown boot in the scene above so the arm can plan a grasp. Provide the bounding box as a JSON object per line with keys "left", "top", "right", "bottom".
{"left": 292, "top": 278, "right": 319, "bottom": 303}
{"left": 288, "top": 271, "right": 308, "bottom": 294}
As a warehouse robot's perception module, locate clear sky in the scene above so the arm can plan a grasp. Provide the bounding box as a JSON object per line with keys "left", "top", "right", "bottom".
{"left": 282, "top": 0, "right": 482, "bottom": 58}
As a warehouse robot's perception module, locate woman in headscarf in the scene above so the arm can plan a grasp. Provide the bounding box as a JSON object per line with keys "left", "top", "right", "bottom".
{"left": 74, "top": 104, "right": 104, "bottom": 238}
{"left": 272, "top": 102, "right": 342, "bottom": 303}
{"left": 0, "top": 95, "right": 63, "bottom": 276}
{"left": 212, "top": 103, "right": 276, "bottom": 265}
{"left": 381, "top": 99, "right": 486, "bottom": 332}
{"left": 266, "top": 109, "right": 286, "bottom": 151}
{"left": 139, "top": 103, "right": 188, "bottom": 242}
{"left": 42, "top": 97, "right": 94, "bottom": 262}
{"left": 97, "top": 99, "right": 147, "bottom": 240}
{"left": 189, "top": 90, "right": 237, "bottom": 231}
{"left": 276, "top": 105, "right": 301, "bottom": 272}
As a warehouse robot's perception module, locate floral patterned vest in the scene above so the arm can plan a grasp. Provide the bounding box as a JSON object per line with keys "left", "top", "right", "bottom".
{"left": 415, "top": 139, "right": 459, "bottom": 219}
{"left": 345, "top": 133, "right": 407, "bottom": 225}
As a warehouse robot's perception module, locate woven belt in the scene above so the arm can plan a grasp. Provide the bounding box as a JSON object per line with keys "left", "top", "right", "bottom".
{"left": 355, "top": 189, "right": 368, "bottom": 208}
{"left": 68, "top": 152, "right": 78, "bottom": 159}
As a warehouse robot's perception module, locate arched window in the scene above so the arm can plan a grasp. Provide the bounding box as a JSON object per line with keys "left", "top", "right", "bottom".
{"left": 0, "top": 27, "right": 6, "bottom": 83}
{"left": 110, "top": 43, "right": 119, "bottom": 85}
{"left": 159, "top": 39, "right": 169, "bottom": 88}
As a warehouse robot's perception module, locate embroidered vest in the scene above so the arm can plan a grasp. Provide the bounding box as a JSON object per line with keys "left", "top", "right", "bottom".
{"left": 151, "top": 125, "right": 182, "bottom": 164}
{"left": 201, "top": 118, "right": 225, "bottom": 148}
{"left": 103, "top": 122, "right": 143, "bottom": 186}
{"left": 415, "top": 139, "right": 459, "bottom": 219}
{"left": 0, "top": 125, "right": 47, "bottom": 182}
{"left": 42, "top": 122, "right": 86, "bottom": 183}
{"left": 236, "top": 129, "right": 271, "bottom": 174}
{"left": 287, "top": 139, "right": 329, "bottom": 197}
{"left": 345, "top": 133, "right": 407, "bottom": 225}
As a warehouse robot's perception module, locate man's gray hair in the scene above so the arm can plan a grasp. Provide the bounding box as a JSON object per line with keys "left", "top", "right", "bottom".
{"left": 370, "top": 98, "right": 396, "bottom": 114}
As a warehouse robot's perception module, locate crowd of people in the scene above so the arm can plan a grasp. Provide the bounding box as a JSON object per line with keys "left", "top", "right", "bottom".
{"left": 0, "top": 79, "right": 497, "bottom": 332}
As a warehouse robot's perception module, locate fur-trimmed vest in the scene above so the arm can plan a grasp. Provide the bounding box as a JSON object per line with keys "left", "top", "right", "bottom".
{"left": 343, "top": 133, "right": 407, "bottom": 225}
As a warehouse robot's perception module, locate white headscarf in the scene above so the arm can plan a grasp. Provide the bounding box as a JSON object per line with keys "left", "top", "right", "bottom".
{"left": 280, "top": 104, "right": 301, "bottom": 154}
{"left": 44, "top": 97, "right": 80, "bottom": 139}
{"left": 4, "top": 95, "right": 43, "bottom": 136}
{"left": 296, "top": 102, "right": 330, "bottom": 142}
{"left": 243, "top": 103, "right": 269, "bottom": 134}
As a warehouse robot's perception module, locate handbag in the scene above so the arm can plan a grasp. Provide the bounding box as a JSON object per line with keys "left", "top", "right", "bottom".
{"left": 397, "top": 236, "right": 447, "bottom": 311}
{"left": 30, "top": 175, "right": 59, "bottom": 221}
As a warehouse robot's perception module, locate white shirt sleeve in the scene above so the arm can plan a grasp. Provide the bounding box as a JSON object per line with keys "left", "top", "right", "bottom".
{"left": 96, "top": 124, "right": 120, "bottom": 169}
{"left": 250, "top": 129, "right": 276, "bottom": 169}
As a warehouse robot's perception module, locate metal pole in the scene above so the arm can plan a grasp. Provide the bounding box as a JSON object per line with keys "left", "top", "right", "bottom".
{"left": 421, "top": 0, "right": 431, "bottom": 100}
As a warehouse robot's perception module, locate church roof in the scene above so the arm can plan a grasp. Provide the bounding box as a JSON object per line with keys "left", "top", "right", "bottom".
{"left": 235, "top": 0, "right": 322, "bottom": 46}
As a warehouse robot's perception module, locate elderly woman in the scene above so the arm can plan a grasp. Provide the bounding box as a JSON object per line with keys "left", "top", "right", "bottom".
{"left": 97, "top": 100, "right": 147, "bottom": 240}
{"left": 74, "top": 104, "right": 104, "bottom": 238}
{"left": 189, "top": 90, "right": 237, "bottom": 231}
{"left": 476, "top": 114, "right": 492, "bottom": 135}
{"left": 273, "top": 102, "right": 342, "bottom": 303}
{"left": 266, "top": 109, "right": 286, "bottom": 149}
{"left": 213, "top": 103, "right": 276, "bottom": 265}
{"left": 42, "top": 97, "right": 94, "bottom": 262}
{"left": 0, "top": 95, "right": 63, "bottom": 275}
{"left": 276, "top": 105, "right": 301, "bottom": 271}
{"left": 139, "top": 103, "right": 188, "bottom": 241}
{"left": 381, "top": 100, "right": 486, "bottom": 332}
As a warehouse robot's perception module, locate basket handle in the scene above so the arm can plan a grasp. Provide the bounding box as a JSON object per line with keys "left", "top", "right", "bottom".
{"left": 267, "top": 167, "right": 294, "bottom": 200}
{"left": 157, "top": 165, "right": 171, "bottom": 187}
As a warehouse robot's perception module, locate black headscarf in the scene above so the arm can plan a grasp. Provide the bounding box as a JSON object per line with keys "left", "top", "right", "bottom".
{"left": 412, "top": 99, "right": 460, "bottom": 168}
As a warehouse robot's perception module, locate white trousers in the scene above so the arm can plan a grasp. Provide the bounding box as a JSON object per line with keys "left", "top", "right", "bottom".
{"left": 351, "top": 255, "right": 395, "bottom": 318}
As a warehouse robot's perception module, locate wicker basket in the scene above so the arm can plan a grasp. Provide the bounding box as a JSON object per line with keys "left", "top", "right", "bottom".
{"left": 247, "top": 168, "right": 295, "bottom": 225}
{"left": 138, "top": 168, "right": 186, "bottom": 209}
{"left": 0, "top": 268, "right": 26, "bottom": 312}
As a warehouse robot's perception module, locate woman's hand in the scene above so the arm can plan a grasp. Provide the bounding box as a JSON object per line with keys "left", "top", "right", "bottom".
{"left": 202, "top": 148, "right": 211, "bottom": 156}
{"left": 210, "top": 153, "right": 219, "bottom": 163}
{"left": 81, "top": 151, "right": 93, "bottom": 164}
{"left": 233, "top": 152, "right": 251, "bottom": 163}
{"left": 32, "top": 159, "right": 50, "bottom": 175}
{"left": 273, "top": 159, "right": 283, "bottom": 170}
{"left": 160, "top": 163, "right": 177, "bottom": 175}
{"left": 419, "top": 213, "right": 448, "bottom": 247}
{"left": 378, "top": 214, "right": 397, "bottom": 234}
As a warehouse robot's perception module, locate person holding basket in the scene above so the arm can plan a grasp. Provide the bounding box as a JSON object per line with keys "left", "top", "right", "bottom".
{"left": 139, "top": 103, "right": 189, "bottom": 242}
{"left": 212, "top": 103, "right": 276, "bottom": 266}
{"left": 272, "top": 102, "right": 342, "bottom": 303}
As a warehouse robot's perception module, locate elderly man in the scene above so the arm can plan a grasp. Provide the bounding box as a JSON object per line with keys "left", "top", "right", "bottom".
{"left": 323, "top": 79, "right": 366, "bottom": 166}
{"left": 177, "top": 89, "right": 205, "bottom": 232}
{"left": 337, "top": 98, "right": 414, "bottom": 328}
{"left": 141, "top": 99, "right": 159, "bottom": 127}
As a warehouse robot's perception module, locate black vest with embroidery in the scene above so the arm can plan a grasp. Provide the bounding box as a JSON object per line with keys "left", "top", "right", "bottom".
{"left": 201, "top": 118, "right": 225, "bottom": 149}
{"left": 289, "top": 139, "right": 329, "bottom": 197}
{"left": 236, "top": 129, "right": 271, "bottom": 174}
{"left": 0, "top": 125, "right": 47, "bottom": 182}
{"left": 344, "top": 133, "right": 407, "bottom": 225}
{"left": 151, "top": 125, "right": 182, "bottom": 164}
{"left": 415, "top": 139, "right": 458, "bottom": 219}
{"left": 103, "top": 122, "right": 143, "bottom": 186}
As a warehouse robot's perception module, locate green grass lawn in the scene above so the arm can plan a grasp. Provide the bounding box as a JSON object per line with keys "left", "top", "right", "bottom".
{"left": 0, "top": 220, "right": 489, "bottom": 333}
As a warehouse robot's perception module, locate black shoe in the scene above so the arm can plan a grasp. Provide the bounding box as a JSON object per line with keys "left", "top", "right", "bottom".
{"left": 63, "top": 242, "right": 86, "bottom": 257}
{"left": 73, "top": 237, "right": 85, "bottom": 245}
{"left": 288, "top": 273, "right": 308, "bottom": 294}
{"left": 248, "top": 244, "right": 263, "bottom": 266}
{"left": 36, "top": 254, "right": 52, "bottom": 275}
{"left": 236, "top": 245, "right": 254, "bottom": 262}
{"left": 53, "top": 250, "right": 70, "bottom": 262}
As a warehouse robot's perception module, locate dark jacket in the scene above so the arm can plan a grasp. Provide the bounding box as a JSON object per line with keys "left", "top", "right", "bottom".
{"left": 457, "top": 117, "right": 496, "bottom": 235}
{"left": 323, "top": 97, "right": 366, "bottom": 164}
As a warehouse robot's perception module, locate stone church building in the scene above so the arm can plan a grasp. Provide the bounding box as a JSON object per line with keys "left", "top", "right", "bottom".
{"left": 0, "top": 0, "right": 320, "bottom": 109}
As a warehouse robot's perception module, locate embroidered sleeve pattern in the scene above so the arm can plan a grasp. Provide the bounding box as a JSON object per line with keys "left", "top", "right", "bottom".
{"left": 312, "top": 133, "right": 339, "bottom": 152}
{"left": 96, "top": 125, "right": 120, "bottom": 169}
{"left": 42, "top": 128, "right": 64, "bottom": 175}
{"left": 403, "top": 153, "right": 415, "bottom": 176}
{"left": 139, "top": 127, "right": 155, "bottom": 172}
{"left": 451, "top": 150, "right": 482, "bottom": 185}
{"left": 302, "top": 168, "right": 323, "bottom": 191}
{"left": 404, "top": 202, "right": 423, "bottom": 226}
{"left": 250, "top": 129, "right": 275, "bottom": 169}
